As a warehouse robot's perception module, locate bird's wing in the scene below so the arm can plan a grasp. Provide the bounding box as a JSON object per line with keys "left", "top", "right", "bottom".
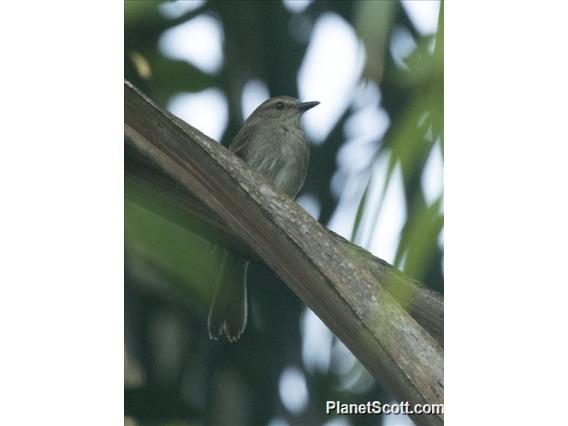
{"left": 229, "top": 121, "right": 259, "bottom": 160}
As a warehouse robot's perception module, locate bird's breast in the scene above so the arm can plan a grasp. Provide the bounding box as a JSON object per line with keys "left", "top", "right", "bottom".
{"left": 244, "top": 126, "right": 309, "bottom": 197}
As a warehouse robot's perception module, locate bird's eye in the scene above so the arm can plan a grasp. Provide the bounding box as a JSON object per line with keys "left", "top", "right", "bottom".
{"left": 276, "top": 101, "right": 284, "bottom": 109}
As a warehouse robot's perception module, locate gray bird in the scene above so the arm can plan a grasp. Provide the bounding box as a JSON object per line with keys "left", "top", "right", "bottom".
{"left": 207, "top": 96, "right": 319, "bottom": 342}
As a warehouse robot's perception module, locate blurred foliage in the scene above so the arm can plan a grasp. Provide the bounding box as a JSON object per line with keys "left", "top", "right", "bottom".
{"left": 125, "top": 1, "right": 443, "bottom": 425}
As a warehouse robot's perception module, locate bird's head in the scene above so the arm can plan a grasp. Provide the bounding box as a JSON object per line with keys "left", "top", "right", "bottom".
{"left": 248, "top": 96, "right": 319, "bottom": 127}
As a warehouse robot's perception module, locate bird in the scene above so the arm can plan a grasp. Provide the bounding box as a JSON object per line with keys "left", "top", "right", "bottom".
{"left": 207, "top": 95, "right": 319, "bottom": 342}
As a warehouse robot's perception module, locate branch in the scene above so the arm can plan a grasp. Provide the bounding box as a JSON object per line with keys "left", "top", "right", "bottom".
{"left": 124, "top": 80, "right": 444, "bottom": 426}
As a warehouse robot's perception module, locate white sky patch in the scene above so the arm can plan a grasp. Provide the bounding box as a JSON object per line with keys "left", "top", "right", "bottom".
{"left": 334, "top": 82, "right": 387, "bottom": 175}
{"left": 330, "top": 339, "right": 356, "bottom": 375}
{"left": 282, "top": 0, "right": 312, "bottom": 14}
{"left": 422, "top": 141, "right": 443, "bottom": 205}
{"left": 297, "top": 194, "right": 321, "bottom": 220}
{"left": 343, "top": 104, "right": 390, "bottom": 144}
{"left": 158, "top": 14, "right": 223, "bottom": 74}
{"left": 351, "top": 79, "right": 381, "bottom": 110}
{"left": 241, "top": 79, "right": 270, "bottom": 120}
{"left": 159, "top": 0, "right": 205, "bottom": 19}
{"left": 327, "top": 170, "right": 366, "bottom": 238}
{"left": 331, "top": 340, "right": 375, "bottom": 393}
{"left": 390, "top": 26, "right": 417, "bottom": 70}
{"left": 350, "top": 154, "right": 389, "bottom": 245}
{"left": 301, "top": 308, "right": 332, "bottom": 373}
{"left": 335, "top": 137, "right": 377, "bottom": 176}
{"left": 401, "top": 0, "right": 440, "bottom": 35}
{"left": 279, "top": 366, "right": 308, "bottom": 414}
{"left": 167, "top": 88, "right": 228, "bottom": 141}
{"left": 384, "top": 412, "right": 415, "bottom": 426}
{"left": 326, "top": 81, "right": 386, "bottom": 205}
{"left": 367, "top": 161, "right": 406, "bottom": 264}
{"left": 322, "top": 419, "right": 352, "bottom": 426}
{"left": 298, "top": 13, "right": 365, "bottom": 144}
{"left": 267, "top": 418, "right": 290, "bottom": 426}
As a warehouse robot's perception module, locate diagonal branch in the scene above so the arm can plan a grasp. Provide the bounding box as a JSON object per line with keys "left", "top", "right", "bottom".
{"left": 124, "top": 80, "right": 444, "bottom": 426}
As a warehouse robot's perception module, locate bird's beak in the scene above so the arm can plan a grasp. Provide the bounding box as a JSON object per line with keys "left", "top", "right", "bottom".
{"left": 297, "top": 101, "right": 320, "bottom": 112}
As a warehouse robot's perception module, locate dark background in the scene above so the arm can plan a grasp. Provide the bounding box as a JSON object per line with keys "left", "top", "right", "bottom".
{"left": 125, "top": 1, "right": 443, "bottom": 425}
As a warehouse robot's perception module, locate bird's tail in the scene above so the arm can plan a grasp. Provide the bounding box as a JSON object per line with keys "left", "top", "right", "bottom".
{"left": 207, "top": 249, "right": 248, "bottom": 342}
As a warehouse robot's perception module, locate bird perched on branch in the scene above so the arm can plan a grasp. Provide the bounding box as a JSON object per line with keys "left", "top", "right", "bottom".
{"left": 207, "top": 96, "right": 319, "bottom": 342}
